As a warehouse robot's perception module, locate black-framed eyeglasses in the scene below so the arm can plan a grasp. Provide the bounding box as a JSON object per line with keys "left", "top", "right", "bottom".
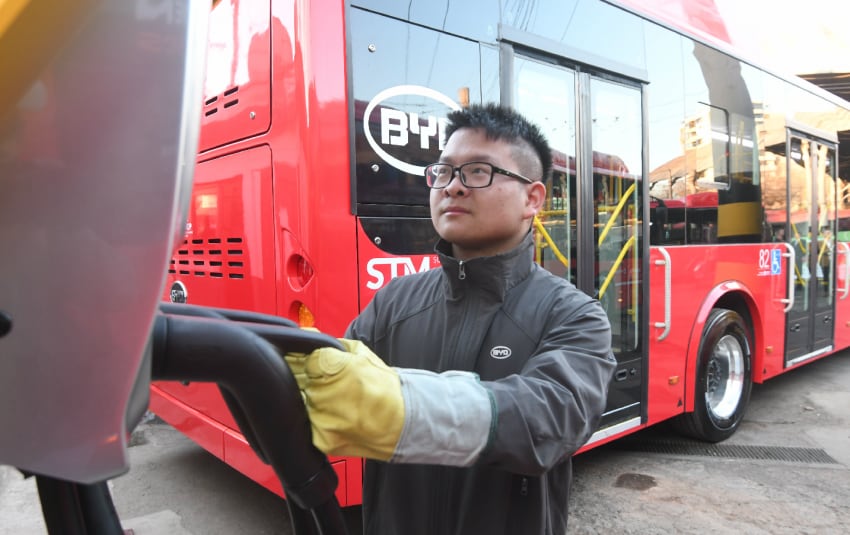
{"left": 423, "top": 161, "right": 535, "bottom": 189}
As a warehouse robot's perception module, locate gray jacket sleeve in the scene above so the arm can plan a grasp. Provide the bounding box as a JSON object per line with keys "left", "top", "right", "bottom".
{"left": 478, "top": 298, "right": 616, "bottom": 476}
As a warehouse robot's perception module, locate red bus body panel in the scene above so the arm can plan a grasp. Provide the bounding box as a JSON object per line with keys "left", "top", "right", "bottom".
{"left": 647, "top": 245, "right": 785, "bottom": 424}
{"left": 836, "top": 249, "right": 850, "bottom": 350}
{"left": 151, "top": 0, "right": 361, "bottom": 505}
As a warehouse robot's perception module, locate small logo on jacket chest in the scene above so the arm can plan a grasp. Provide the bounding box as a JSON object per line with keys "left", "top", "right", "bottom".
{"left": 489, "top": 346, "right": 512, "bottom": 359}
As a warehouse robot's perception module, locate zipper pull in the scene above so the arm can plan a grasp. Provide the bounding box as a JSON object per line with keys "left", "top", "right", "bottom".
{"left": 458, "top": 260, "right": 466, "bottom": 280}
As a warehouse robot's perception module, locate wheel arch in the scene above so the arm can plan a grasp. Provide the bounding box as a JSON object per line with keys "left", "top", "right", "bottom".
{"left": 683, "top": 281, "right": 762, "bottom": 413}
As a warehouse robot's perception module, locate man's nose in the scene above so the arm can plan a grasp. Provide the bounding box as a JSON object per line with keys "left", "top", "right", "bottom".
{"left": 443, "top": 169, "right": 467, "bottom": 195}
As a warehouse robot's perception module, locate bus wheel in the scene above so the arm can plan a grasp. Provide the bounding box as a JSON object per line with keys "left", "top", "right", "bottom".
{"left": 673, "top": 308, "right": 753, "bottom": 443}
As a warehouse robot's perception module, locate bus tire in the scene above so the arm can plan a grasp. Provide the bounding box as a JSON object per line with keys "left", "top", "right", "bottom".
{"left": 673, "top": 308, "right": 753, "bottom": 443}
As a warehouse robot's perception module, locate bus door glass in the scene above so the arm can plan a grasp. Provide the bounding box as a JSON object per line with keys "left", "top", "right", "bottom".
{"left": 512, "top": 58, "right": 577, "bottom": 285}
{"left": 513, "top": 56, "right": 644, "bottom": 433}
{"left": 785, "top": 132, "right": 837, "bottom": 365}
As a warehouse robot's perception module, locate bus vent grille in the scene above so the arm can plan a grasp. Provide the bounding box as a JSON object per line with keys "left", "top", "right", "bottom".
{"left": 168, "top": 237, "right": 245, "bottom": 279}
{"left": 614, "top": 436, "right": 838, "bottom": 464}
{"left": 203, "top": 85, "right": 240, "bottom": 117}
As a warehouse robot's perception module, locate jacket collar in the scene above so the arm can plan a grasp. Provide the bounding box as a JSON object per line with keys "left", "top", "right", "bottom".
{"left": 435, "top": 232, "right": 534, "bottom": 301}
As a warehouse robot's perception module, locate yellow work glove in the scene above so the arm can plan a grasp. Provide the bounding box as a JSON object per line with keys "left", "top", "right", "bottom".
{"left": 293, "top": 339, "right": 405, "bottom": 461}
{"left": 282, "top": 327, "right": 319, "bottom": 390}
{"left": 284, "top": 352, "right": 309, "bottom": 391}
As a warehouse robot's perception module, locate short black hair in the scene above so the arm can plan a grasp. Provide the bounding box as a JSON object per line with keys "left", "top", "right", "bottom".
{"left": 444, "top": 103, "right": 552, "bottom": 182}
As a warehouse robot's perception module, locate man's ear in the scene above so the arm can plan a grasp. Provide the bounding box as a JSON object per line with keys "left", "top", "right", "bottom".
{"left": 525, "top": 181, "right": 547, "bottom": 218}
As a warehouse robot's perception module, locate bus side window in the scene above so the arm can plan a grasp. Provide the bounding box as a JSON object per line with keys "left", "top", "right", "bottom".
{"left": 650, "top": 198, "right": 667, "bottom": 245}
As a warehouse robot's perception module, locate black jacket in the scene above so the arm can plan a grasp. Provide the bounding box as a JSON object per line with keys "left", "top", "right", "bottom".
{"left": 347, "top": 233, "right": 616, "bottom": 535}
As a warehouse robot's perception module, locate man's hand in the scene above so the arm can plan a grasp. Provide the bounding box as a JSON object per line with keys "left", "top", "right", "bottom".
{"left": 282, "top": 327, "right": 320, "bottom": 390}
{"left": 286, "top": 339, "right": 405, "bottom": 461}
{"left": 286, "top": 338, "right": 494, "bottom": 466}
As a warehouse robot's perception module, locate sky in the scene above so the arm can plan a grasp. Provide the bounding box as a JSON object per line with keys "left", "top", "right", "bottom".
{"left": 711, "top": 0, "right": 850, "bottom": 75}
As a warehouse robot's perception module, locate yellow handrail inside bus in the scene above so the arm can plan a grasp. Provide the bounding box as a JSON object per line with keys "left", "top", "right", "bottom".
{"left": 817, "top": 236, "right": 830, "bottom": 267}
{"left": 599, "top": 234, "right": 636, "bottom": 299}
{"left": 598, "top": 182, "right": 636, "bottom": 247}
{"left": 792, "top": 223, "right": 808, "bottom": 254}
{"left": 533, "top": 216, "right": 569, "bottom": 268}
{"left": 789, "top": 224, "right": 810, "bottom": 286}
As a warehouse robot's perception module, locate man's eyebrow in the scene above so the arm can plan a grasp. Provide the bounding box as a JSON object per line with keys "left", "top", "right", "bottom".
{"left": 439, "top": 154, "right": 494, "bottom": 164}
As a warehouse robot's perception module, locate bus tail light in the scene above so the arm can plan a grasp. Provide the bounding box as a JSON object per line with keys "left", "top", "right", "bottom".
{"left": 287, "top": 253, "right": 315, "bottom": 289}
{"left": 296, "top": 302, "right": 316, "bottom": 328}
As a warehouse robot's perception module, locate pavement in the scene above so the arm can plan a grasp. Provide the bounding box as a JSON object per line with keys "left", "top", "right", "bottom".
{"left": 568, "top": 350, "right": 850, "bottom": 534}
{"left": 1, "top": 350, "right": 849, "bottom": 534}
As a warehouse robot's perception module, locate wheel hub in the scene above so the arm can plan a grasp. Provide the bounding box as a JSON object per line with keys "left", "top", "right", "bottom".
{"left": 706, "top": 333, "right": 745, "bottom": 420}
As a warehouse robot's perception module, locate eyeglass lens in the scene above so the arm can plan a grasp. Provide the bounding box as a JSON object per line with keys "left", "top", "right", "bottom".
{"left": 426, "top": 163, "right": 493, "bottom": 188}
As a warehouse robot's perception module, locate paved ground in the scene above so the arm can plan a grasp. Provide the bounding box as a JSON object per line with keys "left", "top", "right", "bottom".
{"left": 1, "top": 350, "right": 848, "bottom": 534}
{"left": 569, "top": 350, "right": 850, "bottom": 534}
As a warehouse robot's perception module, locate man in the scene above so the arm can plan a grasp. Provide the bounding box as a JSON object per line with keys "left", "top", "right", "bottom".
{"left": 288, "top": 103, "right": 616, "bottom": 534}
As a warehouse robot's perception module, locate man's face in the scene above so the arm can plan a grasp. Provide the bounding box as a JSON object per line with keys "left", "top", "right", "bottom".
{"left": 429, "top": 127, "right": 545, "bottom": 260}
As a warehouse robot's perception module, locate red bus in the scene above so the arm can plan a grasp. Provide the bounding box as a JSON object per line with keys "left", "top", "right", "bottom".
{"left": 150, "top": 0, "right": 850, "bottom": 506}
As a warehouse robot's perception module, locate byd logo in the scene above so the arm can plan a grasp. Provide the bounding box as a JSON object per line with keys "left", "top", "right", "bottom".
{"left": 363, "top": 85, "right": 462, "bottom": 176}
{"left": 490, "top": 346, "right": 512, "bottom": 359}
{"left": 365, "top": 256, "right": 436, "bottom": 290}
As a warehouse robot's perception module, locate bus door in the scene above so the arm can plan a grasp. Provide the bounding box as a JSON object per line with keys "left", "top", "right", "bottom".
{"left": 785, "top": 131, "right": 838, "bottom": 366}
{"left": 509, "top": 53, "right": 645, "bottom": 439}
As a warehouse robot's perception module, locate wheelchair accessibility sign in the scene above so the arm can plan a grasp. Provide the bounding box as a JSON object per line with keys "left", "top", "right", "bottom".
{"left": 771, "top": 249, "right": 782, "bottom": 275}
{"left": 758, "top": 248, "right": 782, "bottom": 277}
